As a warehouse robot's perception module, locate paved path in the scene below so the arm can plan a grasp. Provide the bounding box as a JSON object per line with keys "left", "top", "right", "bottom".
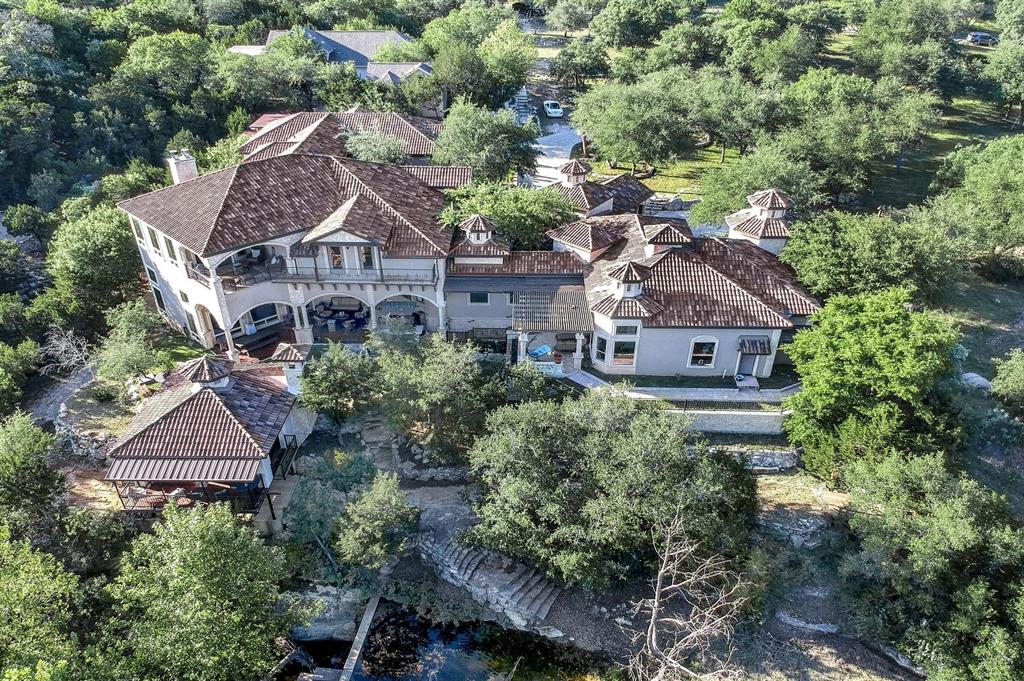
{"left": 24, "top": 366, "right": 93, "bottom": 424}
{"left": 339, "top": 594, "right": 381, "bottom": 681}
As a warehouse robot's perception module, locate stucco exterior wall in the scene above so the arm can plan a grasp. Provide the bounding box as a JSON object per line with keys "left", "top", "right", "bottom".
{"left": 445, "top": 291, "right": 514, "bottom": 332}
{"left": 591, "top": 322, "right": 783, "bottom": 377}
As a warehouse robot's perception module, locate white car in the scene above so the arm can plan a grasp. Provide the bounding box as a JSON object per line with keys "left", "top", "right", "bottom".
{"left": 543, "top": 100, "right": 564, "bottom": 118}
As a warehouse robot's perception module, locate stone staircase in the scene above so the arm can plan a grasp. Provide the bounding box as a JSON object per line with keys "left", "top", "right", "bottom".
{"left": 419, "top": 529, "right": 561, "bottom": 629}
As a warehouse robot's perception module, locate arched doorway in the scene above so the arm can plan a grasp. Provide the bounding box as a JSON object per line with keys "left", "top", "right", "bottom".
{"left": 305, "top": 293, "right": 372, "bottom": 343}
{"left": 223, "top": 302, "right": 296, "bottom": 357}
{"left": 374, "top": 294, "right": 440, "bottom": 335}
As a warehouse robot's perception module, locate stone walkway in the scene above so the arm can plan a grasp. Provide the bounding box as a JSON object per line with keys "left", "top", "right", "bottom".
{"left": 25, "top": 366, "right": 93, "bottom": 424}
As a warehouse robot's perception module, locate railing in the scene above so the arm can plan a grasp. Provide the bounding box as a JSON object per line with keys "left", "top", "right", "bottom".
{"left": 270, "top": 264, "right": 437, "bottom": 284}
{"left": 186, "top": 262, "right": 212, "bottom": 287}
{"left": 219, "top": 264, "right": 280, "bottom": 291}
{"left": 273, "top": 434, "right": 300, "bottom": 480}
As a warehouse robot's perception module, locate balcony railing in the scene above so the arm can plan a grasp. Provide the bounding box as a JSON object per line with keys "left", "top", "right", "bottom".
{"left": 269, "top": 264, "right": 437, "bottom": 285}
{"left": 186, "top": 262, "right": 212, "bottom": 288}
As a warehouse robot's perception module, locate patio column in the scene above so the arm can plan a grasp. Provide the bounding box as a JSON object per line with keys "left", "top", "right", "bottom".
{"left": 572, "top": 332, "right": 585, "bottom": 371}
{"left": 224, "top": 329, "right": 239, "bottom": 360}
{"left": 437, "top": 300, "right": 447, "bottom": 332}
{"left": 517, "top": 331, "right": 529, "bottom": 362}
{"left": 369, "top": 303, "right": 378, "bottom": 329}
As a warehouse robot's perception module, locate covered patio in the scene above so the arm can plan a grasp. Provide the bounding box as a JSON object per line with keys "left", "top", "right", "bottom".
{"left": 511, "top": 288, "right": 593, "bottom": 377}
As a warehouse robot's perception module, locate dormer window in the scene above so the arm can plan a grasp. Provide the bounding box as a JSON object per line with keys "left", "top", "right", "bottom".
{"left": 623, "top": 282, "right": 642, "bottom": 297}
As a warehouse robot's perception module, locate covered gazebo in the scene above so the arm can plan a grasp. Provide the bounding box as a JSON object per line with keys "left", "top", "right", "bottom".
{"left": 511, "top": 287, "right": 593, "bottom": 375}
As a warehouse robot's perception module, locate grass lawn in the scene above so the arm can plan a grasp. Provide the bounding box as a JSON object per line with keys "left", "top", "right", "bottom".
{"left": 589, "top": 146, "right": 742, "bottom": 196}
{"left": 866, "top": 96, "right": 1015, "bottom": 209}
{"left": 936, "top": 274, "right": 1024, "bottom": 377}
{"left": 153, "top": 329, "right": 209, "bottom": 365}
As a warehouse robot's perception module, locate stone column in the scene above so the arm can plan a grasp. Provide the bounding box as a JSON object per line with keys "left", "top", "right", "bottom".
{"left": 517, "top": 331, "right": 529, "bottom": 362}
{"left": 572, "top": 332, "right": 585, "bottom": 371}
{"left": 437, "top": 299, "right": 447, "bottom": 333}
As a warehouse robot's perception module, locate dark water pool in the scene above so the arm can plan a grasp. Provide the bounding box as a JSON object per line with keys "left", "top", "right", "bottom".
{"left": 284, "top": 606, "right": 607, "bottom": 680}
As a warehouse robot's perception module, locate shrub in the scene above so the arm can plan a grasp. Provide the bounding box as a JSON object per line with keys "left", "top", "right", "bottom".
{"left": 334, "top": 472, "right": 421, "bottom": 570}
{"left": 992, "top": 349, "right": 1024, "bottom": 417}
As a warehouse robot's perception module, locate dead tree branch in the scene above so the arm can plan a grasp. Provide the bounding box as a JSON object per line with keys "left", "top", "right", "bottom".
{"left": 40, "top": 325, "right": 92, "bottom": 376}
{"left": 627, "top": 515, "right": 748, "bottom": 681}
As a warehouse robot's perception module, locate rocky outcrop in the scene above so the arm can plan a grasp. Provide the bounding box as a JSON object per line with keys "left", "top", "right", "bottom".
{"left": 419, "top": 528, "right": 561, "bottom": 630}
{"left": 290, "top": 586, "right": 367, "bottom": 641}
{"left": 354, "top": 413, "right": 469, "bottom": 483}
{"left": 961, "top": 372, "right": 992, "bottom": 392}
{"left": 54, "top": 402, "right": 114, "bottom": 464}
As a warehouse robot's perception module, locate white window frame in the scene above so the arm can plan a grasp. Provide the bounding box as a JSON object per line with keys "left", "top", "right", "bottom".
{"left": 688, "top": 336, "right": 719, "bottom": 368}
{"left": 130, "top": 217, "right": 144, "bottom": 242}
{"left": 179, "top": 290, "right": 189, "bottom": 303}
{"left": 594, "top": 335, "right": 608, "bottom": 362}
{"left": 468, "top": 292, "right": 490, "bottom": 305}
{"left": 185, "top": 311, "right": 200, "bottom": 339}
{"left": 164, "top": 236, "right": 178, "bottom": 262}
{"left": 611, "top": 339, "right": 637, "bottom": 366}
{"left": 145, "top": 266, "right": 158, "bottom": 284}
{"left": 151, "top": 285, "right": 166, "bottom": 312}
{"left": 614, "top": 324, "right": 639, "bottom": 336}
{"left": 147, "top": 226, "right": 161, "bottom": 255}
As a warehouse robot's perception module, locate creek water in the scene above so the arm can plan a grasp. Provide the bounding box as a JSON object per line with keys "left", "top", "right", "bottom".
{"left": 284, "top": 605, "right": 608, "bottom": 680}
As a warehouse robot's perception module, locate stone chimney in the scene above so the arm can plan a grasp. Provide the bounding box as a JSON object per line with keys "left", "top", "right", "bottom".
{"left": 167, "top": 149, "right": 199, "bottom": 185}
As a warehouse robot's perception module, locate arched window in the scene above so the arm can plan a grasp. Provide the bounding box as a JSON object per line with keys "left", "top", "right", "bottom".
{"left": 688, "top": 336, "right": 718, "bottom": 368}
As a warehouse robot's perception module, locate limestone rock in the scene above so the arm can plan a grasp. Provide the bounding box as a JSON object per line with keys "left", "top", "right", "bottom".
{"left": 290, "top": 587, "right": 366, "bottom": 641}
{"left": 961, "top": 372, "right": 992, "bottom": 392}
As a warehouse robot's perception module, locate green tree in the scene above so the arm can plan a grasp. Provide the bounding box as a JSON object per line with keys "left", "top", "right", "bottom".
{"left": 925, "top": 135, "right": 1024, "bottom": 276}
{"left": 550, "top": 39, "right": 610, "bottom": 90}
{"left": 467, "top": 389, "right": 755, "bottom": 585}
{"left": 334, "top": 472, "right": 420, "bottom": 570}
{"left": 478, "top": 19, "right": 537, "bottom": 97}
{"left": 992, "top": 349, "right": 1024, "bottom": 417}
{"left": 299, "top": 341, "right": 378, "bottom": 422}
{"left": 984, "top": 42, "right": 1024, "bottom": 124}
{"left": 440, "top": 182, "right": 576, "bottom": 249}
{"left": 780, "top": 209, "right": 960, "bottom": 301}
{"left": 688, "top": 144, "right": 827, "bottom": 224}
{"left": 0, "top": 526, "right": 81, "bottom": 674}
{"left": 842, "top": 451, "right": 1024, "bottom": 679}
{"left": 374, "top": 332, "right": 501, "bottom": 461}
{"left": 344, "top": 131, "right": 407, "bottom": 164}
{"left": 95, "top": 159, "right": 166, "bottom": 205}
{"left": 0, "top": 340, "right": 42, "bottom": 414}
{"left": 0, "top": 241, "right": 27, "bottom": 294}
{"left": 784, "top": 288, "right": 960, "bottom": 483}
{"left": 571, "top": 74, "right": 692, "bottom": 170}
{"left": 432, "top": 100, "right": 539, "bottom": 181}
{"left": 2, "top": 204, "right": 53, "bottom": 240}
{"left": 997, "top": 0, "right": 1024, "bottom": 40}
{"left": 103, "top": 504, "right": 303, "bottom": 681}
{"left": 0, "top": 413, "right": 63, "bottom": 539}
{"left": 591, "top": 0, "right": 702, "bottom": 47}
{"left": 94, "top": 300, "right": 166, "bottom": 387}
{"left": 45, "top": 206, "right": 139, "bottom": 326}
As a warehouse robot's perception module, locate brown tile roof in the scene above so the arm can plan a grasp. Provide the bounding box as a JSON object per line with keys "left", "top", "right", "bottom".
{"left": 119, "top": 154, "right": 449, "bottom": 257}
{"left": 602, "top": 173, "right": 654, "bottom": 211}
{"left": 642, "top": 220, "right": 693, "bottom": 244}
{"left": 176, "top": 356, "right": 231, "bottom": 383}
{"left": 554, "top": 181, "right": 613, "bottom": 212}
{"left": 449, "top": 237, "right": 510, "bottom": 257}
{"left": 548, "top": 214, "right": 689, "bottom": 252}
{"left": 591, "top": 293, "right": 664, "bottom": 319}
{"left": 748, "top": 188, "right": 793, "bottom": 209}
{"left": 268, "top": 343, "right": 313, "bottom": 362}
{"left": 559, "top": 159, "right": 591, "bottom": 175}
{"left": 335, "top": 111, "right": 440, "bottom": 156}
{"left": 446, "top": 251, "right": 587, "bottom": 276}
{"left": 459, "top": 214, "right": 495, "bottom": 234}
{"left": 608, "top": 261, "right": 652, "bottom": 283}
{"left": 731, "top": 213, "right": 792, "bottom": 238}
{"left": 398, "top": 165, "right": 472, "bottom": 188}
{"left": 738, "top": 335, "right": 772, "bottom": 354}
{"left": 106, "top": 366, "right": 295, "bottom": 483}
{"left": 584, "top": 216, "right": 819, "bottom": 328}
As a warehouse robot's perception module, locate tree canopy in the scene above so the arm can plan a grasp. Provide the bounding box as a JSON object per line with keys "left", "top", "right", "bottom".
{"left": 432, "top": 99, "right": 539, "bottom": 181}
{"left": 466, "top": 389, "right": 755, "bottom": 585}
{"left": 440, "top": 182, "right": 576, "bottom": 249}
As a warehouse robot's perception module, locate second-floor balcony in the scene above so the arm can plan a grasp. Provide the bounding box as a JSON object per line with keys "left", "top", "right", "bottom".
{"left": 269, "top": 264, "right": 437, "bottom": 285}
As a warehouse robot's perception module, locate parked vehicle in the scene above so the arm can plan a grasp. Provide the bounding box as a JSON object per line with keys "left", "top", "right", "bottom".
{"left": 543, "top": 100, "right": 564, "bottom": 118}
{"left": 968, "top": 31, "right": 998, "bottom": 46}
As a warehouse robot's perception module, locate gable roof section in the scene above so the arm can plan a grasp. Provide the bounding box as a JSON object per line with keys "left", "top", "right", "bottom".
{"left": 731, "top": 212, "right": 792, "bottom": 238}
{"left": 397, "top": 165, "right": 472, "bottom": 189}
{"left": 602, "top": 174, "right": 654, "bottom": 211}
{"left": 119, "top": 154, "right": 449, "bottom": 258}
{"left": 554, "top": 181, "right": 613, "bottom": 212}
{"left": 301, "top": 194, "right": 392, "bottom": 245}
{"left": 591, "top": 293, "right": 664, "bottom": 319}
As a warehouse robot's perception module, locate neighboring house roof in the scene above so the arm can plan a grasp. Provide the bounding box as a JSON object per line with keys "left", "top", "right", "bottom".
{"left": 399, "top": 165, "right": 472, "bottom": 189}
{"left": 265, "top": 29, "right": 411, "bottom": 68}
{"left": 583, "top": 218, "right": 819, "bottom": 328}
{"left": 106, "top": 366, "right": 295, "bottom": 483}
{"left": 559, "top": 159, "right": 591, "bottom": 175}
{"left": 247, "top": 113, "right": 292, "bottom": 134}
{"left": 446, "top": 251, "right": 588, "bottom": 277}
{"left": 118, "top": 153, "right": 450, "bottom": 258}
{"left": 228, "top": 45, "right": 266, "bottom": 56}
{"left": 553, "top": 174, "right": 654, "bottom": 214}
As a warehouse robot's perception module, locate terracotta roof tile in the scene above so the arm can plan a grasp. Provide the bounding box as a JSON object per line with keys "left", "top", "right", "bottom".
{"left": 608, "top": 261, "right": 652, "bottom": 283}
{"left": 177, "top": 356, "right": 232, "bottom": 382}
{"left": 559, "top": 159, "right": 591, "bottom": 175}
{"left": 590, "top": 293, "right": 664, "bottom": 318}
{"left": 747, "top": 188, "right": 793, "bottom": 209}
{"left": 398, "top": 165, "right": 472, "bottom": 188}
{"left": 601, "top": 173, "right": 654, "bottom": 211}
{"left": 731, "top": 213, "right": 792, "bottom": 238}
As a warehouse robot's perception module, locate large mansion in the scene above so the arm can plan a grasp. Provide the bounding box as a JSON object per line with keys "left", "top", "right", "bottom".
{"left": 119, "top": 112, "right": 817, "bottom": 380}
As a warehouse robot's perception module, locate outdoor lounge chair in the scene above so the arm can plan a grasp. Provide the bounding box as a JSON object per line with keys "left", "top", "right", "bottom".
{"left": 528, "top": 344, "right": 552, "bottom": 359}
